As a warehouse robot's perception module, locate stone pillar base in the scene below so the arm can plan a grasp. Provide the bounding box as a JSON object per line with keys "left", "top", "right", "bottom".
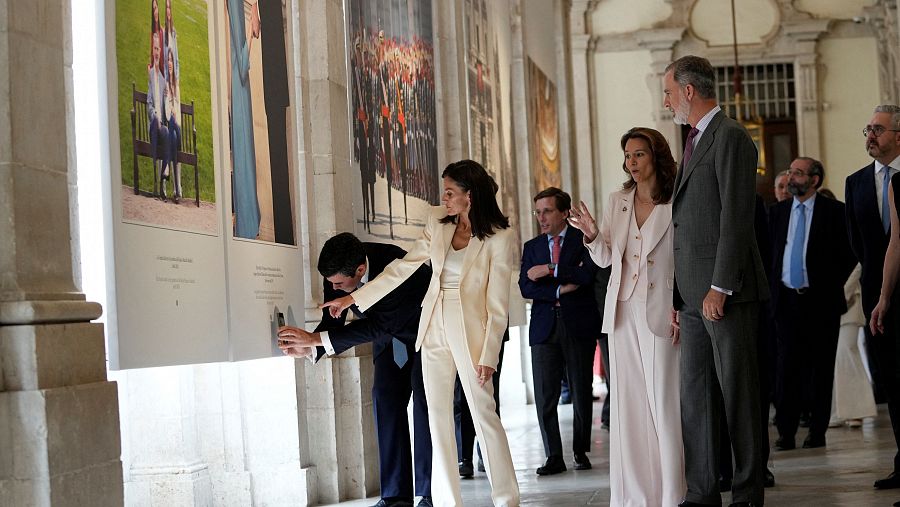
{"left": 125, "top": 463, "right": 214, "bottom": 506}
{"left": 0, "top": 381, "right": 123, "bottom": 507}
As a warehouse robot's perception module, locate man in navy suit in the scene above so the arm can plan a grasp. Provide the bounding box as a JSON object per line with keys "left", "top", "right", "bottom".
{"left": 278, "top": 233, "right": 432, "bottom": 507}
{"left": 769, "top": 158, "right": 856, "bottom": 451}
{"left": 846, "top": 104, "right": 900, "bottom": 489}
{"left": 519, "top": 187, "right": 601, "bottom": 475}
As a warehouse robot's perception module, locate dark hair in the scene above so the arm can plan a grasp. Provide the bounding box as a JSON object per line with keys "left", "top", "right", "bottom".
{"left": 318, "top": 232, "right": 366, "bottom": 278}
{"left": 796, "top": 156, "right": 825, "bottom": 189}
{"left": 817, "top": 188, "right": 836, "bottom": 200}
{"left": 149, "top": 0, "right": 161, "bottom": 65}
{"left": 665, "top": 55, "right": 716, "bottom": 100}
{"left": 532, "top": 187, "right": 572, "bottom": 213}
{"left": 439, "top": 160, "right": 510, "bottom": 239}
{"left": 619, "top": 127, "right": 677, "bottom": 204}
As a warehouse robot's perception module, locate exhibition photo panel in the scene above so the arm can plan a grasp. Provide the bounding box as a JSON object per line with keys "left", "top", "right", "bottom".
{"left": 105, "top": 0, "right": 305, "bottom": 368}
{"left": 346, "top": 0, "right": 440, "bottom": 244}
{"left": 217, "top": 0, "right": 305, "bottom": 361}
{"left": 107, "top": 0, "right": 229, "bottom": 369}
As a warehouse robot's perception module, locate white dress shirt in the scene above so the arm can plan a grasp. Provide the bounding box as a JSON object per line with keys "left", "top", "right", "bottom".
{"left": 320, "top": 257, "right": 370, "bottom": 356}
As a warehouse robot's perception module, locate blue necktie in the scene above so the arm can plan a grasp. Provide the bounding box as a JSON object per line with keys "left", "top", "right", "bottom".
{"left": 883, "top": 168, "right": 893, "bottom": 234}
{"left": 392, "top": 338, "right": 408, "bottom": 368}
{"left": 789, "top": 204, "right": 807, "bottom": 288}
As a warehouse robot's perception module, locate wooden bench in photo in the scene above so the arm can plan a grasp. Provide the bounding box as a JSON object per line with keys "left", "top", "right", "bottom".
{"left": 130, "top": 82, "right": 200, "bottom": 206}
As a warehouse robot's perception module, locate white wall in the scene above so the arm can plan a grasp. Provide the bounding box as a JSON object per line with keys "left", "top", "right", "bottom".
{"left": 691, "top": 0, "right": 778, "bottom": 46}
{"left": 522, "top": 0, "right": 558, "bottom": 79}
{"left": 795, "top": 0, "right": 876, "bottom": 20}
{"left": 818, "top": 36, "right": 881, "bottom": 197}
{"left": 592, "top": 50, "right": 657, "bottom": 211}
{"left": 591, "top": 0, "right": 670, "bottom": 36}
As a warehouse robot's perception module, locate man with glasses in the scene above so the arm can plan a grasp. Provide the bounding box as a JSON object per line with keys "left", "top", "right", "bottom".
{"left": 769, "top": 158, "right": 856, "bottom": 451}
{"left": 846, "top": 104, "right": 900, "bottom": 489}
{"left": 519, "top": 187, "right": 601, "bottom": 475}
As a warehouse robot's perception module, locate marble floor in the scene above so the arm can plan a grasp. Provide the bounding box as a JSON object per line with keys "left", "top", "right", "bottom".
{"left": 324, "top": 400, "right": 900, "bottom": 506}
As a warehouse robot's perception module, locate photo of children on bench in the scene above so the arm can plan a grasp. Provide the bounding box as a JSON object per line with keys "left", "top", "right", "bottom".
{"left": 116, "top": 0, "right": 217, "bottom": 235}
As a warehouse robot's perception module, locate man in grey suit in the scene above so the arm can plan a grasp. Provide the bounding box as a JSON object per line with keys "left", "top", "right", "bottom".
{"left": 664, "top": 56, "right": 769, "bottom": 507}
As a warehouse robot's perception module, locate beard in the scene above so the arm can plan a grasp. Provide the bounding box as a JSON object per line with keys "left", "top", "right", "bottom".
{"left": 867, "top": 141, "right": 884, "bottom": 158}
{"left": 787, "top": 180, "right": 810, "bottom": 196}
{"left": 672, "top": 95, "right": 691, "bottom": 125}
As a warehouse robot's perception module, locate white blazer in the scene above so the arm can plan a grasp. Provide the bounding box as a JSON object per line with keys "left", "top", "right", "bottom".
{"left": 586, "top": 189, "right": 675, "bottom": 338}
{"left": 352, "top": 206, "right": 514, "bottom": 370}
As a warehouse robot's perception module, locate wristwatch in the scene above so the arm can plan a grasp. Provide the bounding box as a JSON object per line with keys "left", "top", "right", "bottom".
{"left": 547, "top": 263, "right": 556, "bottom": 272}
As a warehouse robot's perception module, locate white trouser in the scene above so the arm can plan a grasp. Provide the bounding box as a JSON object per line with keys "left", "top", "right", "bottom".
{"left": 609, "top": 298, "right": 685, "bottom": 507}
{"left": 421, "top": 289, "right": 519, "bottom": 507}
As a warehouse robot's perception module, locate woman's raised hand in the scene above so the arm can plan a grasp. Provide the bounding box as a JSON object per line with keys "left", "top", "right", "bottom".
{"left": 320, "top": 295, "right": 356, "bottom": 318}
{"left": 567, "top": 200, "right": 598, "bottom": 242}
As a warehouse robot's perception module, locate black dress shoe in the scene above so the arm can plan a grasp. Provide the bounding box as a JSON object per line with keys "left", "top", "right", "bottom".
{"left": 774, "top": 436, "right": 795, "bottom": 450}
{"left": 573, "top": 452, "right": 592, "bottom": 470}
{"left": 417, "top": 497, "right": 433, "bottom": 507}
{"left": 677, "top": 501, "right": 710, "bottom": 507}
{"left": 802, "top": 434, "right": 826, "bottom": 449}
{"left": 764, "top": 468, "right": 775, "bottom": 488}
{"left": 875, "top": 471, "right": 900, "bottom": 489}
{"left": 536, "top": 455, "right": 567, "bottom": 475}
{"left": 458, "top": 459, "right": 474, "bottom": 478}
{"left": 371, "top": 499, "right": 414, "bottom": 507}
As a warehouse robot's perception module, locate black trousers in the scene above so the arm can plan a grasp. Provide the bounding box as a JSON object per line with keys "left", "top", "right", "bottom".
{"left": 373, "top": 344, "right": 431, "bottom": 499}
{"left": 531, "top": 309, "right": 596, "bottom": 457}
{"left": 774, "top": 286, "right": 840, "bottom": 441}
{"left": 598, "top": 333, "right": 610, "bottom": 426}
{"left": 865, "top": 290, "right": 900, "bottom": 472}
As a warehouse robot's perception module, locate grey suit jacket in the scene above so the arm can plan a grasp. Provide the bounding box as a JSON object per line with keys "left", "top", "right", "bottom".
{"left": 672, "top": 110, "right": 769, "bottom": 310}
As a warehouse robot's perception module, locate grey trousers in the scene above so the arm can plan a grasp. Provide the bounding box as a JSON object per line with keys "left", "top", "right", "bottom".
{"left": 679, "top": 302, "right": 764, "bottom": 505}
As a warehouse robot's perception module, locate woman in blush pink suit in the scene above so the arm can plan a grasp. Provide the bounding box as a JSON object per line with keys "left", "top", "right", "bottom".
{"left": 568, "top": 127, "right": 685, "bottom": 506}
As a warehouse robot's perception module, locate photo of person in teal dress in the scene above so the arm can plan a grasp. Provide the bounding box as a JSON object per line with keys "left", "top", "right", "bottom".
{"left": 226, "top": 0, "right": 261, "bottom": 239}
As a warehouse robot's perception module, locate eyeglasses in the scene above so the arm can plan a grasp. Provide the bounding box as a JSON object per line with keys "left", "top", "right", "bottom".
{"left": 863, "top": 125, "right": 900, "bottom": 137}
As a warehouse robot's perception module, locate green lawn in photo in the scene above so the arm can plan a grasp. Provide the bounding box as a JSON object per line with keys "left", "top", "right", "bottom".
{"left": 116, "top": 0, "right": 216, "bottom": 203}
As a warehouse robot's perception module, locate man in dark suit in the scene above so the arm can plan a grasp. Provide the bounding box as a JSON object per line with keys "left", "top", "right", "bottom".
{"left": 845, "top": 104, "right": 900, "bottom": 489}
{"left": 664, "top": 55, "right": 769, "bottom": 507}
{"left": 278, "top": 233, "right": 432, "bottom": 507}
{"left": 257, "top": 0, "right": 294, "bottom": 245}
{"left": 593, "top": 266, "right": 612, "bottom": 430}
{"left": 769, "top": 158, "right": 856, "bottom": 451}
{"left": 519, "top": 187, "right": 601, "bottom": 475}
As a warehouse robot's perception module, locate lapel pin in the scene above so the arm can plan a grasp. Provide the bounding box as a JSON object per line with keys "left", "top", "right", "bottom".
{"left": 622, "top": 206, "right": 628, "bottom": 212}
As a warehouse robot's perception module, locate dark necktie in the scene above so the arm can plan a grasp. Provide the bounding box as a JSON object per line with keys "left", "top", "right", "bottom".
{"left": 789, "top": 204, "right": 807, "bottom": 288}
{"left": 350, "top": 301, "right": 407, "bottom": 367}
{"left": 683, "top": 127, "right": 700, "bottom": 166}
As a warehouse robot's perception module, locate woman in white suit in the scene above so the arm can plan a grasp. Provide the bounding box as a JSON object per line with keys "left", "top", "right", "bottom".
{"left": 569, "top": 127, "right": 685, "bottom": 506}
{"left": 324, "top": 160, "right": 519, "bottom": 507}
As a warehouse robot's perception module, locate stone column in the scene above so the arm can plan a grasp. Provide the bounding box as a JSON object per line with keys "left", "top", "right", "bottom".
{"left": 636, "top": 28, "right": 686, "bottom": 157}
{"left": 295, "top": 0, "right": 378, "bottom": 502}
{"left": 567, "top": 0, "right": 597, "bottom": 208}
{"left": 433, "top": 0, "right": 467, "bottom": 165}
{"left": 782, "top": 20, "right": 830, "bottom": 160}
{"left": 0, "top": 1, "right": 123, "bottom": 506}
